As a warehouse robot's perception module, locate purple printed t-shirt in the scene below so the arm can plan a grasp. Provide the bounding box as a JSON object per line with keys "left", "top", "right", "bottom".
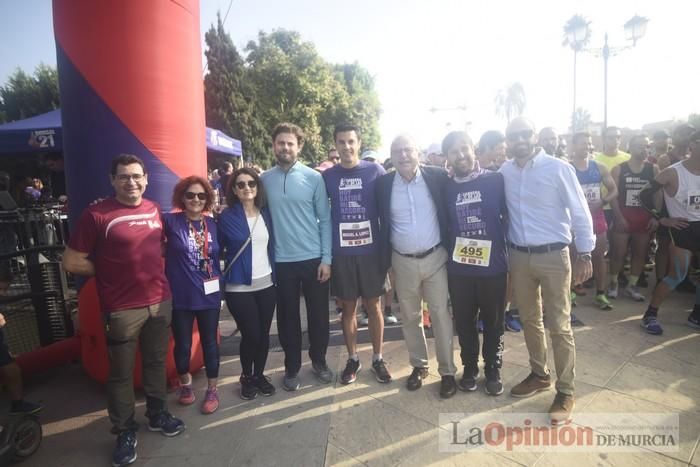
{"left": 163, "top": 212, "right": 221, "bottom": 310}
{"left": 323, "top": 160, "right": 385, "bottom": 256}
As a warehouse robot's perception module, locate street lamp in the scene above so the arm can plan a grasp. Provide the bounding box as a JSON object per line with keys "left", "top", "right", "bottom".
{"left": 594, "top": 15, "right": 649, "bottom": 131}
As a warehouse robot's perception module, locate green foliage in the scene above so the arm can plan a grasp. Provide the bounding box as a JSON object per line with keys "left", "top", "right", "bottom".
{"left": 571, "top": 107, "right": 592, "bottom": 132}
{"left": 0, "top": 64, "right": 60, "bottom": 123}
{"left": 494, "top": 82, "right": 526, "bottom": 124}
{"left": 204, "top": 25, "right": 381, "bottom": 167}
{"left": 203, "top": 14, "right": 271, "bottom": 167}
{"left": 562, "top": 14, "right": 592, "bottom": 51}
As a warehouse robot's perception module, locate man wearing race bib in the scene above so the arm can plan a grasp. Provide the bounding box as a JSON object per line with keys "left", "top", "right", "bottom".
{"left": 571, "top": 132, "right": 619, "bottom": 310}
{"left": 323, "top": 123, "right": 392, "bottom": 385}
{"left": 500, "top": 117, "right": 594, "bottom": 426}
{"left": 441, "top": 131, "right": 508, "bottom": 396}
{"left": 609, "top": 135, "right": 659, "bottom": 301}
{"left": 639, "top": 129, "right": 700, "bottom": 334}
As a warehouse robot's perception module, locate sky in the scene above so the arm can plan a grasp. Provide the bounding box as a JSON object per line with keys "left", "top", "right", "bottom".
{"left": 1, "top": 0, "right": 699, "bottom": 156}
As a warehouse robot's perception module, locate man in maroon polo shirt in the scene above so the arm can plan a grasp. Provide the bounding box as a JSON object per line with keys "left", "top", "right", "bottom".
{"left": 63, "top": 154, "right": 184, "bottom": 467}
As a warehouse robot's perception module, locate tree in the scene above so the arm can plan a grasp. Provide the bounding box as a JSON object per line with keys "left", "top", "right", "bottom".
{"left": 494, "top": 82, "right": 526, "bottom": 124}
{"left": 571, "top": 107, "right": 592, "bottom": 132}
{"left": 562, "top": 15, "right": 592, "bottom": 130}
{"left": 203, "top": 14, "right": 270, "bottom": 166}
{"left": 0, "top": 64, "right": 60, "bottom": 123}
{"left": 688, "top": 113, "right": 700, "bottom": 129}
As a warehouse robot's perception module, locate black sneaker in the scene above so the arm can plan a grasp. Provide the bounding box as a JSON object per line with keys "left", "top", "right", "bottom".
{"left": 240, "top": 375, "right": 259, "bottom": 400}
{"left": 10, "top": 399, "right": 43, "bottom": 415}
{"left": 253, "top": 374, "right": 276, "bottom": 396}
{"left": 147, "top": 411, "right": 185, "bottom": 437}
{"left": 457, "top": 366, "right": 478, "bottom": 392}
{"left": 341, "top": 358, "right": 361, "bottom": 384}
{"left": 371, "top": 359, "right": 392, "bottom": 383}
{"left": 112, "top": 430, "right": 137, "bottom": 467}
{"left": 484, "top": 366, "right": 503, "bottom": 396}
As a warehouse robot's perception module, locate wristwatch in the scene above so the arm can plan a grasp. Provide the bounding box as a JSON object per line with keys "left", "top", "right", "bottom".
{"left": 577, "top": 253, "right": 592, "bottom": 262}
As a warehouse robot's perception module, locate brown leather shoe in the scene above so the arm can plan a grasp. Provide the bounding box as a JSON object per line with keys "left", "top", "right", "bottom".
{"left": 510, "top": 372, "right": 552, "bottom": 398}
{"left": 406, "top": 367, "right": 429, "bottom": 391}
{"left": 549, "top": 392, "right": 575, "bottom": 425}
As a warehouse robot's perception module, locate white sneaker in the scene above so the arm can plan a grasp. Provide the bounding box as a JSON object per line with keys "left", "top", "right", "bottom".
{"left": 358, "top": 310, "right": 369, "bottom": 326}
{"left": 624, "top": 285, "right": 645, "bottom": 302}
{"left": 607, "top": 283, "right": 619, "bottom": 299}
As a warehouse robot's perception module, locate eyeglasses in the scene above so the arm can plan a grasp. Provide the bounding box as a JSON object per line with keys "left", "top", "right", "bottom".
{"left": 115, "top": 173, "right": 145, "bottom": 182}
{"left": 506, "top": 130, "right": 534, "bottom": 142}
{"left": 184, "top": 192, "right": 208, "bottom": 200}
{"left": 235, "top": 180, "right": 258, "bottom": 189}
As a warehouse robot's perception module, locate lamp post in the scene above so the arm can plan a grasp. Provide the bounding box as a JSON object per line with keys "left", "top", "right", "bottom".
{"left": 566, "top": 21, "right": 589, "bottom": 129}
{"left": 583, "top": 15, "right": 649, "bottom": 132}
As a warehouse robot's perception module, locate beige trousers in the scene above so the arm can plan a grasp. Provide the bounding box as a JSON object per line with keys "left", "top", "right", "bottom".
{"left": 509, "top": 248, "right": 575, "bottom": 395}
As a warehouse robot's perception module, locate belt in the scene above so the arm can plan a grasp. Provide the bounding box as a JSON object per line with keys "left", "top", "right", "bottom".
{"left": 509, "top": 242, "right": 568, "bottom": 254}
{"left": 395, "top": 244, "right": 440, "bottom": 259}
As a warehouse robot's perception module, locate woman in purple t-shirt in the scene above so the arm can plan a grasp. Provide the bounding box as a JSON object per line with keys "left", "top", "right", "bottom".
{"left": 163, "top": 176, "right": 222, "bottom": 415}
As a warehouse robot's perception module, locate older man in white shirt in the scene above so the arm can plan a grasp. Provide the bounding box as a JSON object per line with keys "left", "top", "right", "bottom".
{"left": 499, "top": 117, "right": 594, "bottom": 425}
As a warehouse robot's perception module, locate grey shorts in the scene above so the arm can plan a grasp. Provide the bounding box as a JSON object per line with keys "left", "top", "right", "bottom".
{"left": 331, "top": 254, "right": 387, "bottom": 300}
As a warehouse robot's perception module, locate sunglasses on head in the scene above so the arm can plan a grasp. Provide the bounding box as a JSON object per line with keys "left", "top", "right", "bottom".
{"left": 184, "top": 192, "right": 207, "bottom": 200}
{"left": 506, "top": 129, "right": 534, "bottom": 142}
{"left": 236, "top": 180, "right": 258, "bottom": 189}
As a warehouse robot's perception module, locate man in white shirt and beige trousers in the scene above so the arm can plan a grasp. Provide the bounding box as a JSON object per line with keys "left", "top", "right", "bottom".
{"left": 500, "top": 117, "right": 594, "bottom": 425}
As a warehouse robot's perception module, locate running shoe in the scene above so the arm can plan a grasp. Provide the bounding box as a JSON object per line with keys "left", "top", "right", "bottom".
{"left": 624, "top": 285, "right": 645, "bottom": 302}
{"left": 595, "top": 294, "right": 613, "bottom": 310}
{"left": 641, "top": 316, "right": 663, "bottom": 335}
{"left": 607, "top": 283, "right": 619, "bottom": 299}
{"left": 505, "top": 310, "right": 522, "bottom": 332}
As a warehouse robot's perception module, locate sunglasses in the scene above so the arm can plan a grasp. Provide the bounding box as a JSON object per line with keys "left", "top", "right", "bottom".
{"left": 236, "top": 180, "right": 258, "bottom": 189}
{"left": 506, "top": 130, "right": 534, "bottom": 142}
{"left": 184, "top": 192, "right": 207, "bottom": 200}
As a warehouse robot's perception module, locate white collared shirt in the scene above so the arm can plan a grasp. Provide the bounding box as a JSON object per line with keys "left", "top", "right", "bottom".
{"left": 499, "top": 149, "right": 595, "bottom": 253}
{"left": 389, "top": 169, "right": 441, "bottom": 254}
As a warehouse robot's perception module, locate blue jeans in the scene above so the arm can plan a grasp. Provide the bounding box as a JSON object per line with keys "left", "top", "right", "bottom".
{"left": 171, "top": 308, "right": 220, "bottom": 379}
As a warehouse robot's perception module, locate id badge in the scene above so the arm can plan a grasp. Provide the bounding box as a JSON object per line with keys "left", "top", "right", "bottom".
{"left": 452, "top": 237, "right": 492, "bottom": 267}
{"left": 625, "top": 188, "right": 641, "bottom": 207}
{"left": 203, "top": 277, "right": 220, "bottom": 295}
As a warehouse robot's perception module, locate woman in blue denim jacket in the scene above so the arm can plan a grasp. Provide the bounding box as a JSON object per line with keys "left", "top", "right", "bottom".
{"left": 217, "top": 167, "right": 277, "bottom": 400}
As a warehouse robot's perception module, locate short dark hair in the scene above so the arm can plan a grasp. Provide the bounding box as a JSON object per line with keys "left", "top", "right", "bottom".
{"left": 111, "top": 154, "right": 146, "bottom": 176}
{"left": 603, "top": 126, "right": 621, "bottom": 137}
{"left": 272, "top": 122, "right": 305, "bottom": 146}
{"left": 442, "top": 131, "right": 473, "bottom": 156}
{"left": 171, "top": 175, "right": 215, "bottom": 212}
{"left": 572, "top": 132, "right": 592, "bottom": 145}
{"left": 333, "top": 123, "right": 361, "bottom": 142}
{"left": 226, "top": 167, "right": 266, "bottom": 209}
{"left": 477, "top": 130, "right": 505, "bottom": 155}
{"left": 652, "top": 130, "right": 670, "bottom": 141}
{"left": 627, "top": 134, "right": 649, "bottom": 151}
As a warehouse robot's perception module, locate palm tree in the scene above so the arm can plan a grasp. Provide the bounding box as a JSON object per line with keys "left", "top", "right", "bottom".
{"left": 571, "top": 107, "right": 592, "bottom": 132}
{"left": 494, "top": 82, "right": 526, "bottom": 124}
{"left": 563, "top": 15, "right": 592, "bottom": 130}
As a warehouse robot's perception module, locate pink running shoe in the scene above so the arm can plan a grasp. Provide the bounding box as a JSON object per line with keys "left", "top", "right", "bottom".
{"left": 177, "top": 384, "right": 195, "bottom": 406}
{"left": 201, "top": 387, "right": 219, "bottom": 414}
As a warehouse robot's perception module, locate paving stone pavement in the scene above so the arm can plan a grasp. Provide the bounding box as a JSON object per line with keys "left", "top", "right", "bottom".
{"left": 12, "top": 286, "right": 700, "bottom": 467}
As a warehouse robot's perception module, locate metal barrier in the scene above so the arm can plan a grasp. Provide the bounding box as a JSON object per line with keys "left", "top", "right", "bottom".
{"left": 1, "top": 247, "right": 76, "bottom": 356}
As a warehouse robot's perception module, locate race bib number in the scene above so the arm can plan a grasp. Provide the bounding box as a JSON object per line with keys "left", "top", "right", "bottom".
{"left": 689, "top": 190, "right": 700, "bottom": 213}
{"left": 625, "top": 188, "right": 641, "bottom": 207}
{"left": 339, "top": 220, "right": 373, "bottom": 247}
{"left": 452, "top": 237, "right": 491, "bottom": 267}
{"left": 582, "top": 184, "right": 601, "bottom": 202}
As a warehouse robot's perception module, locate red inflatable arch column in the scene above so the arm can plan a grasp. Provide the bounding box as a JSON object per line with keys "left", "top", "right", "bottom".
{"left": 52, "top": 0, "right": 208, "bottom": 386}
